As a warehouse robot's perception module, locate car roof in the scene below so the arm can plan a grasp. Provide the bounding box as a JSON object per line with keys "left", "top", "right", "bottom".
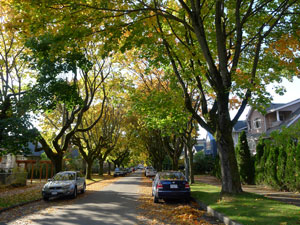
{"left": 57, "top": 171, "right": 76, "bottom": 174}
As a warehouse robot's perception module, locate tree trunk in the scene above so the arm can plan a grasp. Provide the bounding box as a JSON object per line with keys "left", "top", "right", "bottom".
{"left": 99, "top": 160, "right": 104, "bottom": 176}
{"left": 172, "top": 156, "right": 179, "bottom": 170}
{"left": 184, "top": 146, "right": 189, "bottom": 182}
{"left": 216, "top": 125, "right": 242, "bottom": 194}
{"left": 107, "top": 161, "right": 111, "bottom": 175}
{"left": 86, "top": 161, "right": 93, "bottom": 179}
{"left": 216, "top": 94, "right": 243, "bottom": 194}
{"left": 52, "top": 154, "right": 63, "bottom": 173}
{"left": 188, "top": 146, "right": 194, "bottom": 183}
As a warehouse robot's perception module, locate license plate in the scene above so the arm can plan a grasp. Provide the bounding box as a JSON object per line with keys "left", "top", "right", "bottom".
{"left": 170, "top": 184, "right": 178, "bottom": 189}
{"left": 51, "top": 192, "right": 58, "bottom": 195}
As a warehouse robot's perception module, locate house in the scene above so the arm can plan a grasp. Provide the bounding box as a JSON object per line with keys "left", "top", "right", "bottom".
{"left": 195, "top": 120, "right": 247, "bottom": 158}
{"left": 205, "top": 133, "right": 218, "bottom": 156}
{"left": 192, "top": 138, "right": 206, "bottom": 154}
{"left": 246, "top": 98, "right": 300, "bottom": 153}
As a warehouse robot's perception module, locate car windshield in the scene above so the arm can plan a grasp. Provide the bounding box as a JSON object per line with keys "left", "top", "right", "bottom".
{"left": 53, "top": 173, "right": 75, "bottom": 181}
{"left": 115, "top": 168, "right": 120, "bottom": 171}
{"left": 159, "top": 172, "right": 185, "bottom": 180}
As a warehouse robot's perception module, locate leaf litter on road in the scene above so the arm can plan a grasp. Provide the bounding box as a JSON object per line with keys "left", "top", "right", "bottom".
{"left": 137, "top": 176, "right": 222, "bottom": 225}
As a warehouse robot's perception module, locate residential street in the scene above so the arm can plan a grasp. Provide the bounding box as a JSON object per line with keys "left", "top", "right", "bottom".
{"left": 4, "top": 172, "right": 143, "bottom": 225}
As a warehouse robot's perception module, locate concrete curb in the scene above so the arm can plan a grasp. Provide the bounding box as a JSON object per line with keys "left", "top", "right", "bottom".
{"left": 193, "top": 198, "right": 243, "bottom": 225}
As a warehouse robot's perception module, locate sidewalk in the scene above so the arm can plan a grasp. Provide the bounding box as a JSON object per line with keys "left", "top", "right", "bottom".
{"left": 195, "top": 175, "right": 300, "bottom": 207}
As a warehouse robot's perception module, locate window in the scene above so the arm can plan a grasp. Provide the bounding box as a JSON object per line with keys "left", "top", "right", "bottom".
{"left": 253, "top": 118, "right": 261, "bottom": 129}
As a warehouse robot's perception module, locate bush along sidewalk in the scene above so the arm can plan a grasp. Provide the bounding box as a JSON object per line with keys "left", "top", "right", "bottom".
{"left": 191, "top": 183, "right": 300, "bottom": 225}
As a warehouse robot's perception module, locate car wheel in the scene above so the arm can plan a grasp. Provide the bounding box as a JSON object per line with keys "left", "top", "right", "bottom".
{"left": 43, "top": 196, "right": 49, "bottom": 201}
{"left": 72, "top": 187, "right": 77, "bottom": 199}
{"left": 81, "top": 183, "right": 86, "bottom": 194}
{"left": 154, "top": 195, "right": 159, "bottom": 203}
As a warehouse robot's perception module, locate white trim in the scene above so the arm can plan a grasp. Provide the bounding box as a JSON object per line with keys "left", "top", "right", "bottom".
{"left": 276, "top": 111, "right": 280, "bottom": 121}
{"left": 287, "top": 114, "right": 300, "bottom": 127}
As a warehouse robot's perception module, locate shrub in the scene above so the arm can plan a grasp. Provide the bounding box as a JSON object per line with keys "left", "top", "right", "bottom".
{"left": 285, "top": 142, "right": 297, "bottom": 190}
{"left": 276, "top": 146, "right": 287, "bottom": 189}
{"left": 193, "top": 151, "right": 215, "bottom": 174}
{"left": 212, "top": 155, "right": 221, "bottom": 179}
{"left": 255, "top": 138, "right": 267, "bottom": 184}
{"left": 10, "top": 167, "right": 27, "bottom": 187}
{"left": 264, "top": 145, "right": 279, "bottom": 188}
{"left": 235, "top": 131, "right": 255, "bottom": 184}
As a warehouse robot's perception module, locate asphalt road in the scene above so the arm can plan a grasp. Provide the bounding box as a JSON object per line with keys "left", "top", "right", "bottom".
{"left": 7, "top": 171, "right": 143, "bottom": 225}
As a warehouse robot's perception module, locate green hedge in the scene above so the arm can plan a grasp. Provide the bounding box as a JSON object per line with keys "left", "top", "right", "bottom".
{"left": 254, "top": 122, "right": 300, "bottom": 191}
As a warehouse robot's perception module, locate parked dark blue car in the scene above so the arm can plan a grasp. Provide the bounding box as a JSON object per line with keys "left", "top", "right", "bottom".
{"left": 152, "top": 171, "right": 190, "bottom": 203}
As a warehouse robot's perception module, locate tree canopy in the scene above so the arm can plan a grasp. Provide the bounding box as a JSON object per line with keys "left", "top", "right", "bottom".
{"left": 5, "top": 0, "right": 300, "bottom": 193}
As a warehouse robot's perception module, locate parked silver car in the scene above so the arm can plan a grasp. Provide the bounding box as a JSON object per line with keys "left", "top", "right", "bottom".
{"left": 113, "top": 168, "right": 126, "bottom": 177}
{"left": 42, "top": 171, "right": 86, "bottom": 201}
{"left": 146, "top": 168, "right": 157, "bottom": 177}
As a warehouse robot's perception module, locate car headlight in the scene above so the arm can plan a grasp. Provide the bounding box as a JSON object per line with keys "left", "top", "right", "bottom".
{"left": 42, "top": 185, "right": 49, "bottom": 191}
{"left": 63, "top": 184, "right": 74, "bottom": 190}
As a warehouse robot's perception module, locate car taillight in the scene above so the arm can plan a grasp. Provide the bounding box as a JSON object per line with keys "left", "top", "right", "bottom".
{"left": 157, "top": 183, "right": 163, "bottom": 189}
{"left": 185, "top": 183, "right": 190, "bottom": 189}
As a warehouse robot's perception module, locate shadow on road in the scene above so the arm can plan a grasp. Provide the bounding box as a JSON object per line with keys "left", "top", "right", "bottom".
{"left": 30, "top": 190, "right": 140, "bottom": 225}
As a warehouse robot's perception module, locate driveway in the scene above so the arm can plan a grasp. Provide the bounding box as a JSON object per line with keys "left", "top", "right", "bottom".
{"left": 6, "top": 171, "right": 143, "bottom": 225}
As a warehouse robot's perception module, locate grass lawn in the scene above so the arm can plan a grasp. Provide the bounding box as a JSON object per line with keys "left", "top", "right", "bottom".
{"left": 191, "top": 183, "right": 300, "bottom": 225}
{"left": 0, "top": 183, "right": 43, "bottom": 210}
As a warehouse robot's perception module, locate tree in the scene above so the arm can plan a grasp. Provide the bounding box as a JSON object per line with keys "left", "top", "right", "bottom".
{"left": 0, "top": 0, "right": 37, "bottom": 154}
{"left": 72, "top": 104, "right": 108, "bottom": 179}
{"left": 12, "top": 0, "right": 300, "bottom": 194}
{"left": 122, "top": 0, "right": 299, "bottom": 194}
{"left": 27, "top": 36, "right": 108, "bottom": 172}
{"left": 235, "top": 131, "right": 254, "bottom": 184}
{"left": 97, "top": 105, "right": 123, "bottom": 176}
{"left": 144, "top": 129, "right": 167, "bottom": 172}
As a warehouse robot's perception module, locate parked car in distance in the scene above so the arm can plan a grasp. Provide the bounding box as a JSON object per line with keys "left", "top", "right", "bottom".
{"left": 137, "top": 164, "right": 144, "bottom": 170}
{"left": 152, "top": 171, "right": 190, "bottom": 203}
{"left": 146, "top": 168, "right": 157, "bottom": 177}
{"left": 145, "top": 166, "right": 153, "bottom": 176}
{"left": 114, "top": 168, "right": 127, "bottom": 177}
{"left": 42, "top": 171, "right": 86, "bottom": 201}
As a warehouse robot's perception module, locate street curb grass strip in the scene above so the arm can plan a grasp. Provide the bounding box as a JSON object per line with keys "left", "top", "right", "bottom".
{"left": 0, "top": 178, "right": 105, "bottom": 214}
{"left": 192, "top": 197, "right": 243, "bottom": 225}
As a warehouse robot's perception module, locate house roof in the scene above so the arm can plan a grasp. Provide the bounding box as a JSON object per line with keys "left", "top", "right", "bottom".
{"left": 24, "top": 142, "right": 43, "bottom": 157}
{"left": 267, "top": 98, "right": 300, "bottom": 113}
{"left": 266, "top": 103, "right": 285, "bottom": 112}
{"left": 233, "top": 120, "right": 247, "bottom": 132}
{"left": 194, "top": 145, "right": 204, "bottom": 152}
{"left": 246, "top": 98, "right": 300, "bottom": 120}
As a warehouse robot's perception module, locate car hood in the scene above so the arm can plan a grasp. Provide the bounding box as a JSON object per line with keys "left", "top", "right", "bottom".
{"left": 44, "top": 180, "right": 75, "bottom": 188}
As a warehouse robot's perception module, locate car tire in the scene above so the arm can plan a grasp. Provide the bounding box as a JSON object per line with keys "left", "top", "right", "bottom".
{"left": 43, "top": 196, "right": 49, "bottom": 201}
{"left": 81, "top": 183, "right": 86, "bottom": 194}
{"left": 154, "top": 195, "right": 159, "bottom": 203}
{"left": 72, "top": 187, "right": 77, "bottom": 199}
